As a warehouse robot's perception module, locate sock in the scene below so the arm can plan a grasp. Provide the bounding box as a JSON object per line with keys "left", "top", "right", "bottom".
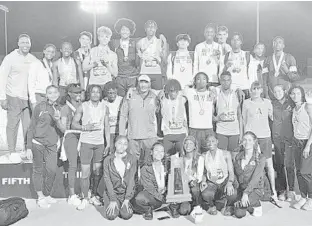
{"left": 81, "top": 177, "right": 90, "bottom": 199}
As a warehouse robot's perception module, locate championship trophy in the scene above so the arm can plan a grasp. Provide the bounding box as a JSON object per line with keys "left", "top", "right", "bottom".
{"left": 166, "top": 155, "right": 192, "bottom": 203}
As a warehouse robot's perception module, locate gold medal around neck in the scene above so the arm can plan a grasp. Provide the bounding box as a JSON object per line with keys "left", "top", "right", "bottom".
{"left": 199, "top": 109, "right": 205, "bottom": 115}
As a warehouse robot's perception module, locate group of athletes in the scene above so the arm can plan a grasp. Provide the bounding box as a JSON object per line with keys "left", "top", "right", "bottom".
{"left": 0, "top": 17, "right": 311, "bottom": 222}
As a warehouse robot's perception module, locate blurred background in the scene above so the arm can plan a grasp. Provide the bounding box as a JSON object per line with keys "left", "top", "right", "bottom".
{"left": 0, "top": 1, "right": 311, "bottom": 76}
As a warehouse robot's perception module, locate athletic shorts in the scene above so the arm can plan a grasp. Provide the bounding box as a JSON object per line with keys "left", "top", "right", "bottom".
{"left": 80, "top": 142, "right": 105, "bottom": 164}
{"left": 258, "top": 137, "right": 272, "bottom": 159}
{"left": 217, "top": 134, "right": 240, "bottom": 152}
{"left": 148, "top": 74, "right": 164, "bottom": 90}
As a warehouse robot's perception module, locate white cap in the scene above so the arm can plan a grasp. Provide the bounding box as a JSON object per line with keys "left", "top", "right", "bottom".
{"left": 138, "top": 74, "right": 151, "bottom": 83}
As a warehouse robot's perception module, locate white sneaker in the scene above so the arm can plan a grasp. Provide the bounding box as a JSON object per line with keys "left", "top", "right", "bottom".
{"left": 302, "top": 198, "right": 312, "bottom": 211}
{"left": 68, "top": 195, "right": 81, "bottom": 206}
{"left": 191, "top": 206, "right": 204, "bottom": 224}
{"left": 45, "top": 196, "right": 57, "bottom": 204}
{"left": 293, "top": 197, "right": 307, "bottom": 210}
{"left": 37, "top": 197, "right": 51, "bottom": 209}
{"left": 77, "top": 199, "right": 89, "bottom": 211}
{"left": 89, "top": 196, "right": 102, "bottom": 206}
{"left": 251, "top": 206, "right": 262, "bottom": 217}
{"left": 286, "top": 191, "right": 296, "bottom": 202}
{"left": 278, "top": 191, "right": 286, "bottom": 201}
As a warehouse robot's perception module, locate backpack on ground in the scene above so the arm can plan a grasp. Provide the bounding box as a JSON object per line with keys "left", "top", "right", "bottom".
{"left": 0, "top": 197, "right": 29, "bottom": 226}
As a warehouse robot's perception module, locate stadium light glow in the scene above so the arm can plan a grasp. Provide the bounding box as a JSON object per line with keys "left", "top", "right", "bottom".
{"left": 80, "top": 1, "right": 109, "bottom": 45}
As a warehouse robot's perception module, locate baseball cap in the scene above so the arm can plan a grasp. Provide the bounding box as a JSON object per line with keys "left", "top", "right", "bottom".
{"left": 138, "top": 74, "right": 151, "bottom": 83}
{"left": 67, "top": 85, "right": 83, "bottom": 93}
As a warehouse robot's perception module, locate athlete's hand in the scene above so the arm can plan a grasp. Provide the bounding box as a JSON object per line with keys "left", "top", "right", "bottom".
{"left": 0, "top": 100, "right": 8, "bottom": 110}
{"left": 84, "top": 123, "right": 97, "bottom": 131}
{"left": 303, "top": 145, "right": 311, "bottom": 159}
{"left": 103, "top": 146, "right": 110, "bottom": 157}
{"left": 26, "top": 149, "right": 33, "bottom": 160}
{"left": 241, "top": 193, "right": 250, "bottom": 207}
{"left": 225, "top": 182, "right": 234, "bottom": 196}
{"left": 106, "top": 201, "right": 119, "bottom": 216}
{"left": 121, "top": 199, "right": 132, "bottom": 214}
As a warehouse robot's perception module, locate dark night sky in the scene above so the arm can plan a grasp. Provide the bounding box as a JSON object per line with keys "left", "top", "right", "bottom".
{"left": 0, "top": 1, "right": 311, "bottom": 67}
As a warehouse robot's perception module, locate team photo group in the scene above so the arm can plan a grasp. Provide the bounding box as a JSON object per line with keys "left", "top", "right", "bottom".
{"left": 0, "top": 16, "right": 312, "bottom": 223}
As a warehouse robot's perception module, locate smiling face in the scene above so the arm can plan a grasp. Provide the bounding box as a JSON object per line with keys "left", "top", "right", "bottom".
{"left": 43, "top": 46, "right": 56, "bottom": 61}
{"left": 138, "top": 80, "right": 150, "bottom": 93}
{"left": 120, "top": 26, "right": 131, "bottom": 39}
{"left": 242, "top": 134, "right": 256, "bottom": 151}
{"left": 18, "top": 37, "right": 31, "bottom": 54}
{"left": 46, "top": 86, "right": 60, "bottom": 103}
{"left": 115, "top": 137, "right": 128, "bottom": 155}
{"left": 290, "top": 88, "right": 303, "bottom": 104}
{"left": 184, "top": 139, "right": 195, "bottom": 154}
{"left": 90, "top": 86, "right": 102, "bottom": 102}
{"left": 254, "top": 44, "right": 265, "bottom": 58}
{"left": 206, "top": 136, "right": 218, "bottom": 151}
{"left": 79, "top": 35, "right": 92, "bottom": 48}
{"left": 273, "top": 85, "right": 286, "bottom": 101}
{"left": 152, "top": 144, "right": 165, "bottom": 161}
{"left": 60, "top": 43, "right": 73, "bottom": 57}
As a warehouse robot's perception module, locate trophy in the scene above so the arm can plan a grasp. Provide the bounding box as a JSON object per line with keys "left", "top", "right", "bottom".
{"left": 166, "top": 155, "right": 192, "bottom": 203}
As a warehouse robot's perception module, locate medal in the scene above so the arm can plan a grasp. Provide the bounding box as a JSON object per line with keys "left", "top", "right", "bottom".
{"left": 206, "top": 59, "right": 211, "bottom": 65}
{"left": 273, "top": 52, "right": 284, "bottom": 77}
{"left": 180, "top": 66, "right": 185, "bottom": 72}
{"left": 199, "top": 109, "right": 205, "bottom": 115}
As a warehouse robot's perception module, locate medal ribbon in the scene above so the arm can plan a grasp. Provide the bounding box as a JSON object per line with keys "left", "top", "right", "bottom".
{"left": 273, "top": 52, "right": 284, "bottom": 77}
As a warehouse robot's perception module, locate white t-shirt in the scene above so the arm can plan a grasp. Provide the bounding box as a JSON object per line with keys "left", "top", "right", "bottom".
{"left": 161, "top": 94, "right": 187, "bottom": 135}
{"left": 194, "top": 41, "right": 222, "bottom": 83}
{"left": 105, "top": 96, "right": 123, "bottom": 134}
{"left": 216, "top": 88, "right": 240, "bottom": 135}
{"left": 225, "top": 50, "right": 250, "bottom": 90}
{"left": 183, "top": 87, "right": 215, "bottom": 129}
{"left": 166, "top": 51, "right": 194, "bottom": 88}
{"left": 242, "top": 98, "right": 272, "bottom": 138}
